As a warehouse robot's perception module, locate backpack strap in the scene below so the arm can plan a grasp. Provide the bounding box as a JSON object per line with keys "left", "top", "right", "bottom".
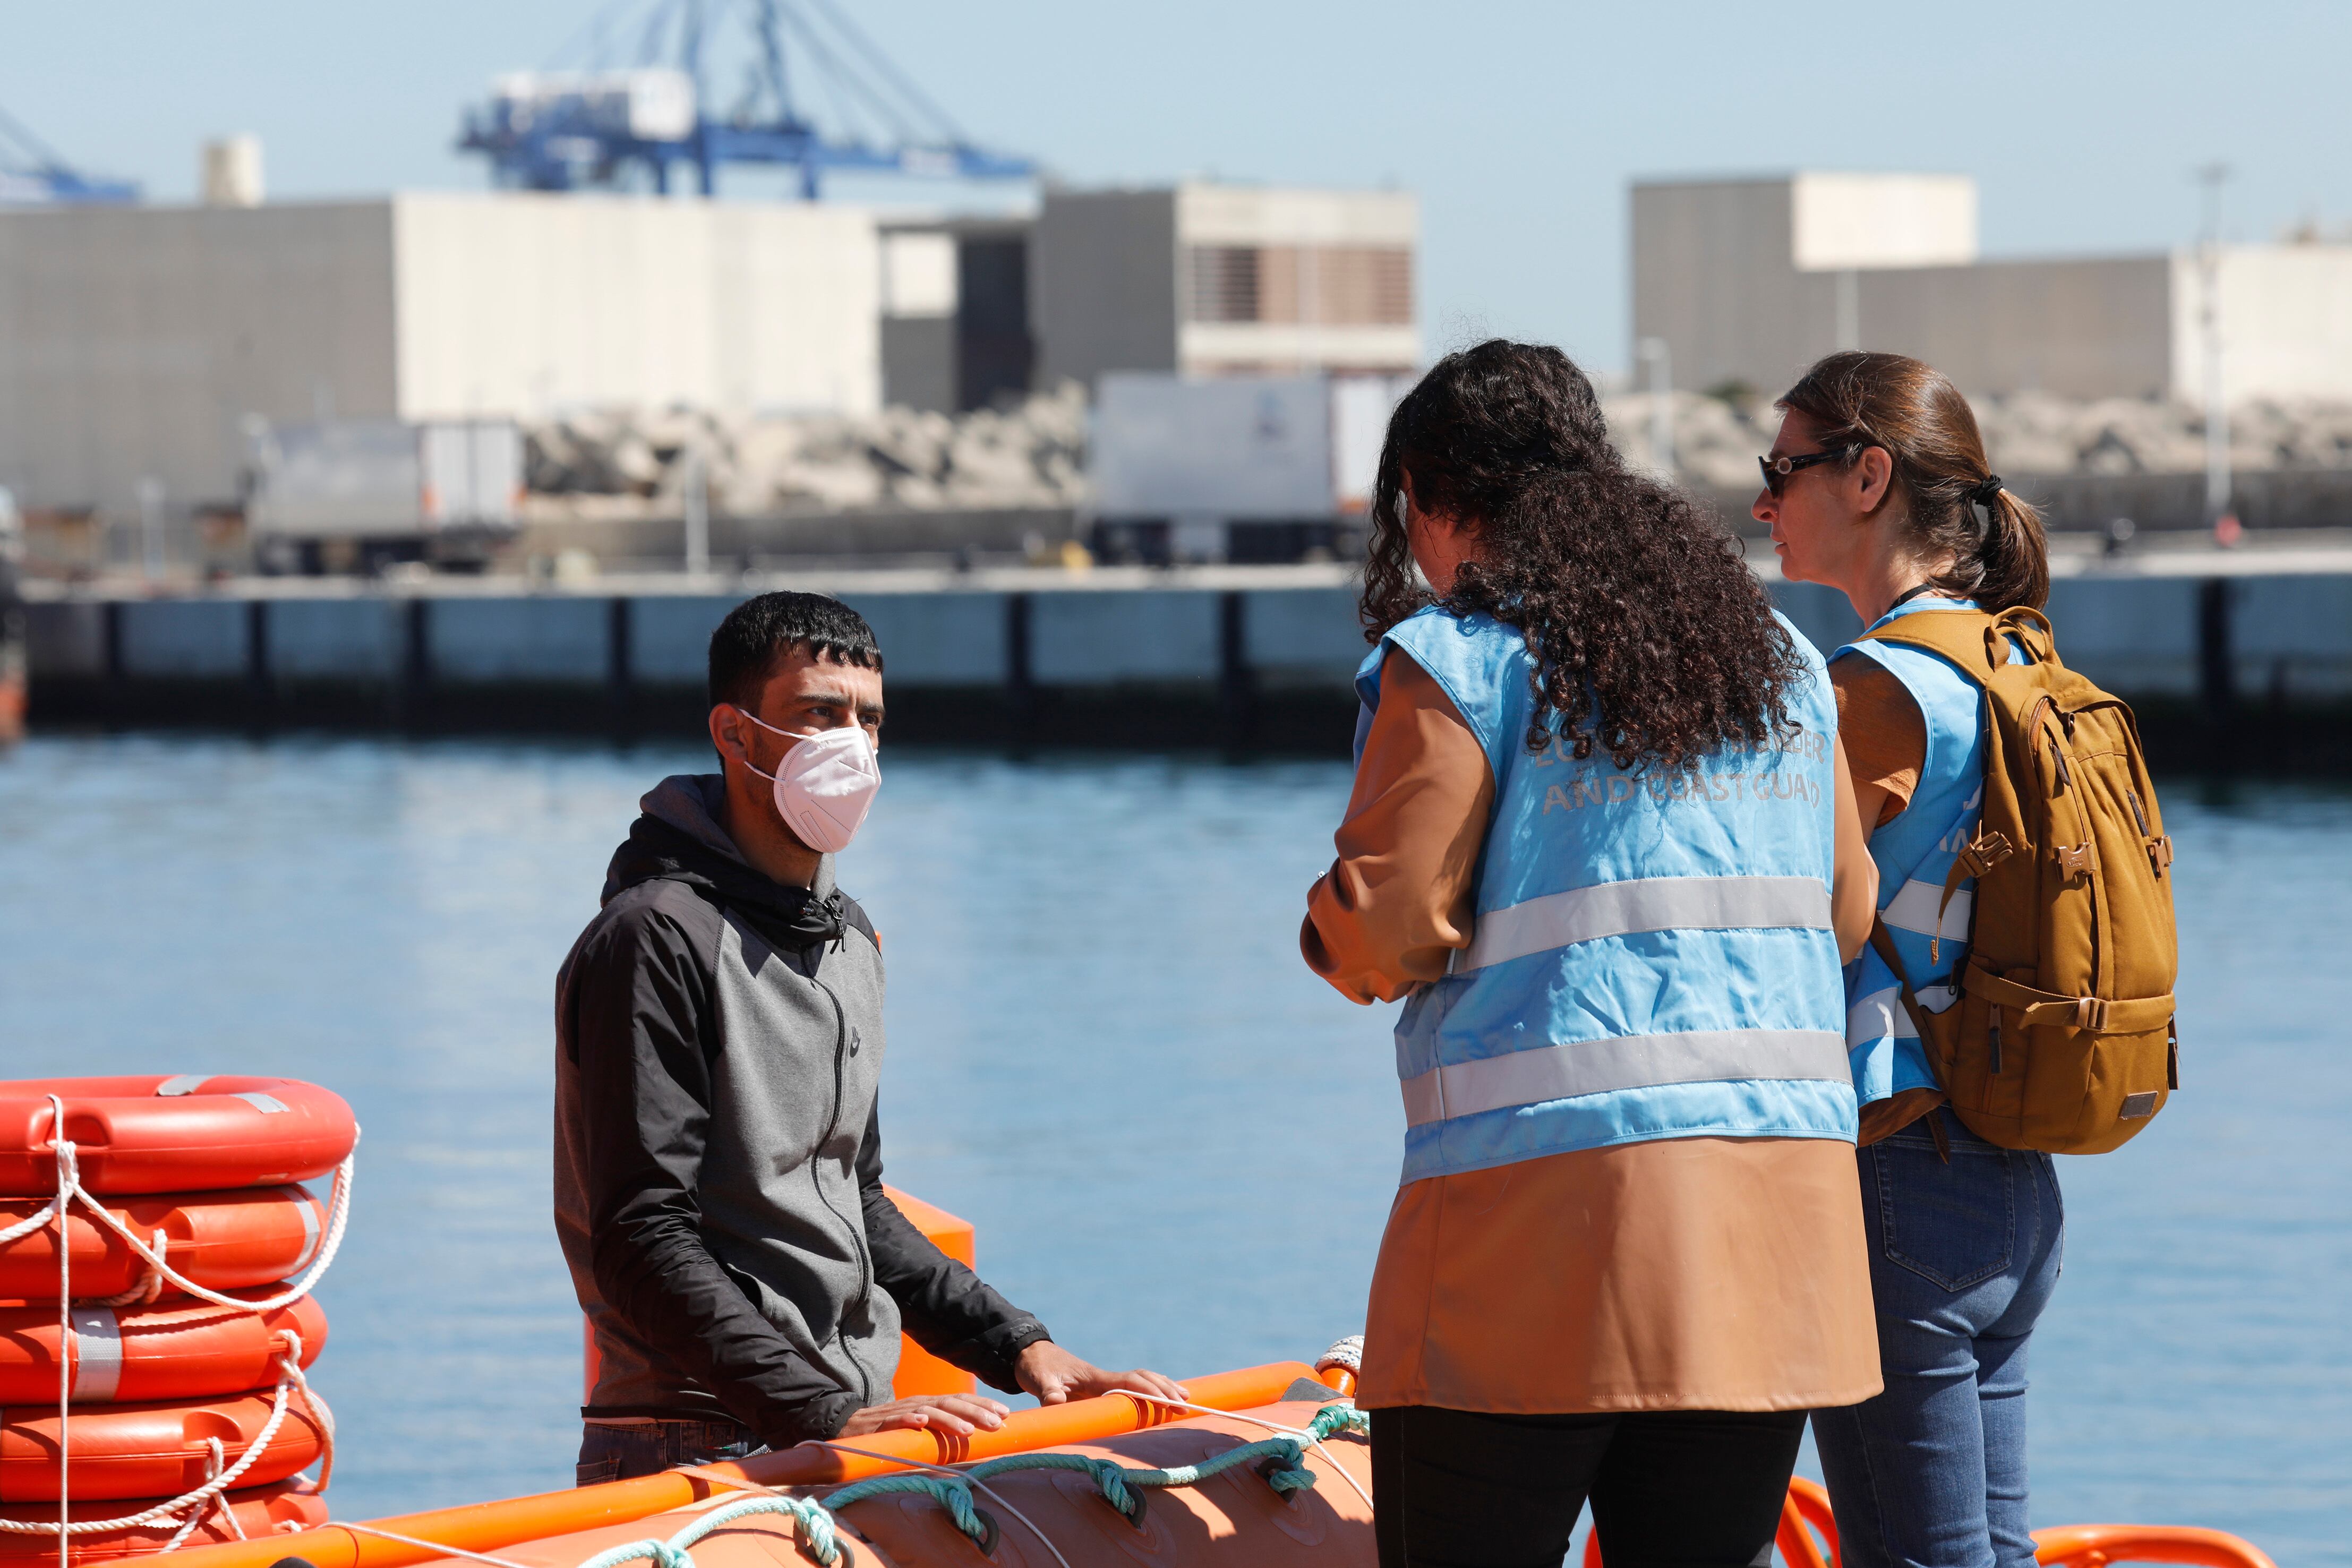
{"left": 1962, "top": 968, "right": 2176, "bottom": 1034}
{"left": 1867, "top": 917, "right": 1947, "bottom": 1090}
{"left": 1857, "top": 604, "right": 2056, "bottom": 682}
{"left": 1866, "top": 917, "right": 1953, "bottom": 1160}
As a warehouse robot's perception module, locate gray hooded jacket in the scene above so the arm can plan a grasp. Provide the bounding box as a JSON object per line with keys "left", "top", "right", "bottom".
{"left": 554, "top": 775, "right": 1047, "bottom": 1444}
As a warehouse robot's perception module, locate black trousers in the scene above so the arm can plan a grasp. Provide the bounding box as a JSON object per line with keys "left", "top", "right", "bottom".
{"left": 1370, "top": 1405, "right": 1808, "bottom": 1568}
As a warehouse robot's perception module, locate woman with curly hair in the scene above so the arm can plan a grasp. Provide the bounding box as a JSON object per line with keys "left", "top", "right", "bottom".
{"left": 1302, "top": 340, "right": 1883, "bottom": 1568}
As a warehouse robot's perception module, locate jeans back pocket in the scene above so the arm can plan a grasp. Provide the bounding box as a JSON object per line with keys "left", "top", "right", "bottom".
{"left": 1871, "top": 1134, "right": 2016, "bottom": 1292}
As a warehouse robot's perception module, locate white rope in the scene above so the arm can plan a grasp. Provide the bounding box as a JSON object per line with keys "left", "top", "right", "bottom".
{"left": 0, "top": 1150, "right": 356, "bottom": 1316}
{"left": 0, "top": 1196, "right": 63, "bottom": 1247}
{"left": 54, "top": 1100, "right": 71, "bottom": 1568}
{"left": 0, "top": 1094, "right": 353, "bottom": 1549}
{"left": 87, "top": 1232, "right": 168, "bottom": 1308}
{"left": 1104, "top": 1389, "right": 1376, "bottom": 1513}
{"left": 65, "top": 1150, "right": 356, "bottom": 1316}
{"left": 793, "top": 1442, "right": 1075, "bottom": 1568}
{"left": 0, "top": 1358, "right": 314, "bottom": 1537}
{"left": 157, "top": 1442, "right": 236, "bottom": 1553}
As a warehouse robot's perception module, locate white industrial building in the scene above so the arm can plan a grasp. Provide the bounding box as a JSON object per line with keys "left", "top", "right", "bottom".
{"left": 1031, "top": 182, "right": 1419, "bottom": 388}
{"left": 0, "top": 192, "right": 881, "bottom": 517}
{"left": 1632, "top": 172, "right": 2352, "bottom": 404}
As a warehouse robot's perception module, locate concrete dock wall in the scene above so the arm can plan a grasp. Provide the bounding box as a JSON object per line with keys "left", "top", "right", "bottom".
{"left": 21, "top": 556, "right": 2352, "bottom": 760}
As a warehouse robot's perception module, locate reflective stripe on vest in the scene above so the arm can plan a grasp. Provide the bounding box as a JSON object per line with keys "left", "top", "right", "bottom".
{"left": 1363, "top": 607, "right": 1854, "bottom": 1184}
{"left": 1879, "top": 878, "right": 1972, "bottom": 942}
{"left": 1455, "top": 874, "right": 1833, "bottom": 974}
{"left": 1846, "top": 982, "right": 1960, "bottom": 1048}
{"left": 1402, "top": 1027, "right": 1850, "bottom": 1127}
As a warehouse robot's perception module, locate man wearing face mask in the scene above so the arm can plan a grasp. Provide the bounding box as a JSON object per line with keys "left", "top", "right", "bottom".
{"left": 555, "top": 591, "right": 1186, "bottom": 1484}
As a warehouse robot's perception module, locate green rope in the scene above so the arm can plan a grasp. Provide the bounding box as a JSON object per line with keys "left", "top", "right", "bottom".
{"left": 819, "top": 1401, "right": 1371, "bottom": 1551}
{"left": 572, "top": 1402, "right": 1372, "bottom": 1568}
{"left": 575, "top": 1494, "right": 844, "bottom": 1568}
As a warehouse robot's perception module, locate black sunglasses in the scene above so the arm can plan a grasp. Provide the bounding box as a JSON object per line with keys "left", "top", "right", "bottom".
{"left": 1758, "top": 445, "right": 1859, "bottom": 498}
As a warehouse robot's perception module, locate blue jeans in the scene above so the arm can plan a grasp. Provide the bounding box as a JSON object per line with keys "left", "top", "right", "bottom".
{"left": 1814, "top": 1109, "right": 2064, "bottom": 1568}
{"left": 576, "top": 1417, "right": 762, "bottom": 1486}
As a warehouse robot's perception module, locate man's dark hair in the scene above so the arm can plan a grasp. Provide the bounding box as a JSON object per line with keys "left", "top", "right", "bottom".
{"left": 707, "top": 592, "right": 883, "bottom": 711}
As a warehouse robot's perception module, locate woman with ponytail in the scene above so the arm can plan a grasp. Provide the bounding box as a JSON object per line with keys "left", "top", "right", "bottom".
{"left": 1303, "top": 340, "right": 1885, "bottom": 1567}
{"left": 1756, "top": 350, "right": 2063, "bottom": 1568}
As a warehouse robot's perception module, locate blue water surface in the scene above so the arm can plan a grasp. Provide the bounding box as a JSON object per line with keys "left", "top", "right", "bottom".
{"left": 0, "top": 735, "right": 2344, "bottom": 1563}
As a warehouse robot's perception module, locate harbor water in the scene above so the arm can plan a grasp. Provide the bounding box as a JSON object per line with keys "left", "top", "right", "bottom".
{"left": 1, "top": 734, "right": 2345, "bottom": 1563}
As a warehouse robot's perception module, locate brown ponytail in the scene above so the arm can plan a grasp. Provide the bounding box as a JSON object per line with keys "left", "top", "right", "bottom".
{"left": 1777, "top": 351, "right": 2049, "bottom": 611}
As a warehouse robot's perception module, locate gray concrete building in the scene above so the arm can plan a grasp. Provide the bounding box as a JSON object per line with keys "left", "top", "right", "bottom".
{"left": 0, "top": 193, "right": 882, "bottom": 518}
{"left": 1031, "top": 182, "right": 1419, "bottom": 388}
{"left": 1632, "top": 172, "right": 2352, "bottom": 404}
{"left": 877, "top": 217, "right": 1036, "bottom": 414}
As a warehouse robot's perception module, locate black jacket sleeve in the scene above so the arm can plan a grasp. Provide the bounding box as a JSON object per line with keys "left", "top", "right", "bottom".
{"left": 571, "top": 898, "right": 866, "bottom": 1445}
{"left": 857, "top": 1100, "right": 1051, "bottom": 1393}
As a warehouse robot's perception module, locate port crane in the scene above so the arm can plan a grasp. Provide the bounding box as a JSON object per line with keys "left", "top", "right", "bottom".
{"left": 457, "top": 0, "right": 1036, "bottom": 199}
{"left": 0, "top": 101, "right": 138, "bottom": 205}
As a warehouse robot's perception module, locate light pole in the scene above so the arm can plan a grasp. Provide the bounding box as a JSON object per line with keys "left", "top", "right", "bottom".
{"left": 1637, "top": 337, "right": 1674, "bottom": 480}
{"left": 683, "top": 451, "right": 710, "bottom": 578}
{"left": 136, "top": 477, "right": 166, "bottom": 581}
{"left": 2196, "top": 162, "right": 2233, "bottom": 532}
{"left": 1835, "top": 268, "right": 1860, "bottom": 353}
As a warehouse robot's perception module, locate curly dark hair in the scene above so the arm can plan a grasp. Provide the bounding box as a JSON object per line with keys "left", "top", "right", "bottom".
{"left": 1361, "top": 339, "right": 1804, "bottom": 772}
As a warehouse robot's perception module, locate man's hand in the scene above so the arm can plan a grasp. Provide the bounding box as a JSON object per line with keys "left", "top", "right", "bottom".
{"left": 837, "top": 1393, "right": 1012, "bottom": 1440}
{"left": 1014, "top": 1341, "right": 1189, "bottom": 1407}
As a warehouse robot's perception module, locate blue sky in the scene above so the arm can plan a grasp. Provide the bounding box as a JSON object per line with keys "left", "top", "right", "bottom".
{"left": 6, "top": 1, "right": 2347, "bottom": 378}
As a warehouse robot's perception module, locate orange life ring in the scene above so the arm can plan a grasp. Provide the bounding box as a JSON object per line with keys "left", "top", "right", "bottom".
{"left": 0, "top": 1079, "right": 356, "bottom": 1196}
{"left": 0, "top": 1292, "right": 326, "bottom": 1403}
{"left": 0, "top": 1390, "right": 327, "bottom": 1502}
{"left": 0, "top": 1186, "right": 326, "bottom": 1300}
{"left": 0, "top": 1479, "right": 326, "bottom": 1560}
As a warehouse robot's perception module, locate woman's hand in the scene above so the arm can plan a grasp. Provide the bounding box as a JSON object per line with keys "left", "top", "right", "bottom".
{"left": 1014, "top": 1342, "right": 1189, "bottom": 1407}
{"left": 837, "top": 1393, "right": 1012, "bottom": 1439}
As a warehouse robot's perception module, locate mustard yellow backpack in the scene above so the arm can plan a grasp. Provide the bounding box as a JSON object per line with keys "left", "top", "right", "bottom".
{"left": 1862, "top": 605, "right": 2180, "bottom": 1154}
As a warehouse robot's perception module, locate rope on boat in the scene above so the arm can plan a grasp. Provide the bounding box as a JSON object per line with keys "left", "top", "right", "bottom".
{"left": 577, "top": 1496, "right": 844, "bottom": 1568}
{"left": 0, "top": 1097, "right": 352, "bottom": 1561}
{"left": 602, "top": 1402, "right": 1370, "bottom": 1568}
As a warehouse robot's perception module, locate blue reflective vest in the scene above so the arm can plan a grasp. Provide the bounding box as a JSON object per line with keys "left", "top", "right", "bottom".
{"left": 1361, "top": 607, "right": 1854, "bottom": 1185}
{"left": 1837, "top": 599, "right": 2021, "bottom": 1103}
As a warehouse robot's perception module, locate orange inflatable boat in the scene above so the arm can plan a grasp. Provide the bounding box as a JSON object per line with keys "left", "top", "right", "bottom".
{"left": 0, "top": 1078, "right": 2282, "bottom": 1568}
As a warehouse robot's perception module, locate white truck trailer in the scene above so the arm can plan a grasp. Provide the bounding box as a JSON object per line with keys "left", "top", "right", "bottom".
{"left": 1088, "top": 372, "right": 1410, "bottom": 564}
{"left": 246, "top": 419, "right": 523, "bottom": 573}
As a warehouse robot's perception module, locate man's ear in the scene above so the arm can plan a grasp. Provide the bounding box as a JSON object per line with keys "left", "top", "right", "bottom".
{"left": 707, "top": 704, "right": 747, "bottom": 768}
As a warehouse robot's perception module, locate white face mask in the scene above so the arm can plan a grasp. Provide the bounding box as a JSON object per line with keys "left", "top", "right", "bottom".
{"left": 733, "top": 712, "right": 881, "bottom": 854}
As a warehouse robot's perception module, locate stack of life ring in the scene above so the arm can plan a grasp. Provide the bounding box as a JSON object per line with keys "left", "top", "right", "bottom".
{"left": 0, "top": 1077, "right": 358, "bottom": 1563}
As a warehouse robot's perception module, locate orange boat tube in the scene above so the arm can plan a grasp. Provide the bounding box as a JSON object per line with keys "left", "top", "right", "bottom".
{"left": 2034, "top": 1524, "right": 2281, "bottom": 1568}
{"left": 154, "top": 1361, "right": 1322, "bottom": 1568}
